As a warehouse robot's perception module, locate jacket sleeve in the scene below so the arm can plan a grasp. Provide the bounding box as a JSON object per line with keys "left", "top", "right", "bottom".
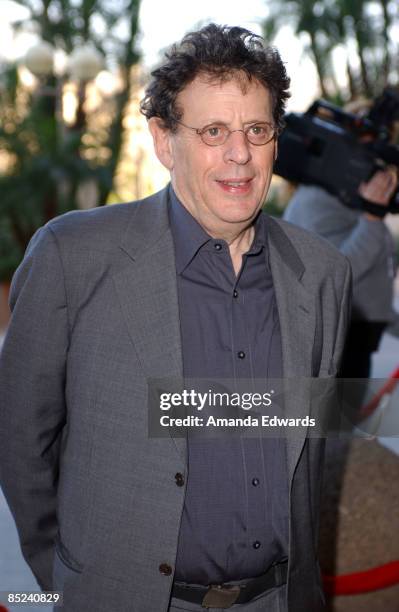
{"left": 284, "top": 185, "right": 389, "bottom": 284}
{"left": 337, "top": 217, "right": 388, "bottom": 283}
{"left": 0, "top": 225, "right": 69, "bottom": 590}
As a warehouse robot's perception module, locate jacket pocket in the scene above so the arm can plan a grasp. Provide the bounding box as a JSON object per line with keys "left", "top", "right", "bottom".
{"left": 53, "top": 538, "right": 84, "bottom": 595}
{"left": 54, "top": 535, "right": 83, "bottom": 574}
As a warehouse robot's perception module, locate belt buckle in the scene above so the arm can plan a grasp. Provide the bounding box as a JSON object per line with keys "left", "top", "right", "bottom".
{"left": 202, "top": 584, "right": 241, "bottom": 609}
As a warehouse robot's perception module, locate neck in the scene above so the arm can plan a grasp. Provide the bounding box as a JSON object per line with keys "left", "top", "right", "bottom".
{"left": 190, "top": 211, "right": 256, "bottom": 248}
{"left": 193, "top": 214, "right": 257, "bottom": 277}
{"left": 194, "top": 210, "right": 258, "bottom": 249}
{"left": 226, "top": 224, "right": 255, "bottom": 254}
{"left": 227, "top": 225, "right": 255, "bottom": 277}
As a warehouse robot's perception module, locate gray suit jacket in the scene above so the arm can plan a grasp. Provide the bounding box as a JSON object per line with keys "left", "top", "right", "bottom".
{"left": 0, "top": 185, "right": 351, "bottom": 611}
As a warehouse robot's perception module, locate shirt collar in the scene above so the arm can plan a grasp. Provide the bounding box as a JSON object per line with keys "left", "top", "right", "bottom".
{"left": 247, "top": 211, "right": 267, "bottom": 255}
{"left": 168, "top": 185, "right": 268, "bottom": 274}
{"left": 168, "top": 186, "right": 211, "bottom": 274}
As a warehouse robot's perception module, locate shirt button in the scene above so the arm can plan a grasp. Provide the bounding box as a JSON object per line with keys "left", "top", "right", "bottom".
{"left": 253, "top": 541, "right": 261, "bottom": 549}
{"left": 252, "top": 478, "right": 260, "bottom": 487}
{"left": 214, "top": 243, "right": 222, "bottom": 251}
{"left": 233, "top": 290, "right": 238, "bottom": 298}
{"left": 159, "top": 563, "right": 173, "bottom": 576}
{"left": 175, "top": 472, "right": 185, "bottom": 487}
{"left": 237, "top": 351, "right": 246, "bottom": 359}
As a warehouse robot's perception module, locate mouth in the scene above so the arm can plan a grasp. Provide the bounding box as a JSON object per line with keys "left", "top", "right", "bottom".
{"left": 216, "top": 178, "right": 254, "bottom": 194}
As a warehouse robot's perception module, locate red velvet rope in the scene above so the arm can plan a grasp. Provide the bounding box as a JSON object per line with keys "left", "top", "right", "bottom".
{"left": 359, "top": 366, "right": 399, "bottom": 419}
{"left": 323, "top": 560, "right": 399, "bottom": 595}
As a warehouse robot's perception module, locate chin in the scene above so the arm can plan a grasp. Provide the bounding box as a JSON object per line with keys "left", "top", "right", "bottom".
{"left": 217, "top": 200, "right": 261, "bottom": 223}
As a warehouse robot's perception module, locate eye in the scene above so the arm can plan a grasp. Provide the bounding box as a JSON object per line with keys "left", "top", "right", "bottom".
{"left": 249, "top": 124, "right": 267, "bottom": 136}
{"left": 205, "top": 125, "right": 223, "bottom": 138}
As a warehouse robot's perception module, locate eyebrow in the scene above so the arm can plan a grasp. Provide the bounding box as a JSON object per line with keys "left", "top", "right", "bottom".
{"left": 199, "top": 118, "right": 272, "bottom": 127}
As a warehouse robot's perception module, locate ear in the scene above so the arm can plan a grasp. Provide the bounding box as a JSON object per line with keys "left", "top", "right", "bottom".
{"left": 148, "top": 117, "right": 174, "bottom": 170}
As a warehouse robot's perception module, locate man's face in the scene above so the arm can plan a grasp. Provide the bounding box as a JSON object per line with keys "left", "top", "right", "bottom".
{"left": 149, "top": 74, "right": 277, "bottom": 236}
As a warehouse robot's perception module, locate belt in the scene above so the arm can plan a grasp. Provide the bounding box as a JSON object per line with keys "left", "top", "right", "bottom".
{"left": 171, "top": 561, "right": 288, "bottom": 609}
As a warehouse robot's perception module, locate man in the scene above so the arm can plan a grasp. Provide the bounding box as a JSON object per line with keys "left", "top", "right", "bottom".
{"left": 0, "top": 24, "right": 351, "bottom": 612}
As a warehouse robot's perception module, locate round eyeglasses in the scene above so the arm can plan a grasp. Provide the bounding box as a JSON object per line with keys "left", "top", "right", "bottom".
{"left": 176, "top": 120, "right": 276, "bottom": 147}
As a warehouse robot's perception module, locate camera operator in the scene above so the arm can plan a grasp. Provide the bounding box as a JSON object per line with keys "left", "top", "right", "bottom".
{"left": 283, "top": 126, "right": 398, "bottom": 379}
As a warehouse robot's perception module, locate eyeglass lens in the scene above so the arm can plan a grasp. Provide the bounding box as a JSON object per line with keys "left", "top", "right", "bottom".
{"left": 200, "top": 123, "right": 274, "bottom": 146}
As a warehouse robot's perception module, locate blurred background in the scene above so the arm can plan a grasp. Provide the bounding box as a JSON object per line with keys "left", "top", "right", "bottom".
{"left": 1, "top": 0, "right": 399, "bottom": 287}
{"left": 0, "top": 1, "right": 399, "bottom": 611}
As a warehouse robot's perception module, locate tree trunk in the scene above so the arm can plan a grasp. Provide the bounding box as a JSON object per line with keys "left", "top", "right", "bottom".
{"left": 309, "top": 31, "right": 329, "bottom": 98}
{"left": 353, "top": 17, "right": 373, "bottom": 97}
{"left": 98, "top": 0, "right": 141, "bottom": 205}
{"left": 0, "top": 282, "right": 11, "bottom": 330}
{"left": 379, "top": 0, "right": 391, "bottom": 83}
{"left": 356, "top": 38, "right": 372, "bottom": 97}
{"left": 346, "top": 59, "right": 357, "bottom": 99}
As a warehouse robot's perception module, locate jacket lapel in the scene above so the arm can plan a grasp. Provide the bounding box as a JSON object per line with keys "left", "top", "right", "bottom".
{"left": 112, "top": 187, "right": 186, "bottom": 461}
{"left": 267, "top": 217, "right": 316, "bottom": 479}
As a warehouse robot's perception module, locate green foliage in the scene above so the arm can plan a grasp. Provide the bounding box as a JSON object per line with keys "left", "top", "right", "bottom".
{"left": 0, "top": 0, "right": 141, "bottom": 281}
{"left": 0, "top": 219, "right": 23, "bottom": 283}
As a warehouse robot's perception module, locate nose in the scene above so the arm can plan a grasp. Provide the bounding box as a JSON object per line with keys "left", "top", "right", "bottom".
{"left": 223, "top": 130, "right": 252, "bottom": 165}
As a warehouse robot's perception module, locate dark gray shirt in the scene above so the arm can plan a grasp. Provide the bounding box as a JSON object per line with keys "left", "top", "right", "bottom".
{"left": 169, "top": 188, "right": 288, "bottom": 585}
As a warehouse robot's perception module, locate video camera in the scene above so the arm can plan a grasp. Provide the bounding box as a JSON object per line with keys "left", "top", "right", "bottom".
{"left": 274, "top": 88, "right": 399, "bottom": 214}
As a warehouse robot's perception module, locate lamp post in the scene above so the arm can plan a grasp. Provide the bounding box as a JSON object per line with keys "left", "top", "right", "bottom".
{"left": 23, "top": 41, "right": 103, "bottom": 128}
{"left": 24, "top": 41, "right": 103, "bottom": 81}
{"left": 22, "top": 41, "right": 104, "bottom": 215}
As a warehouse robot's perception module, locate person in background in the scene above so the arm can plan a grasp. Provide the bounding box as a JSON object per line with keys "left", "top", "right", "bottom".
{"left": 284, "top": 100, "right": 398, "bottom": 379}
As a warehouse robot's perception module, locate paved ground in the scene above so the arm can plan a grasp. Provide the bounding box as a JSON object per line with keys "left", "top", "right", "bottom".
{"left": 370, "top": 327, "right": 399, "bottom": 455}
{"left": 320, "top": 309, "right": 399, "bottom": 612}
{"left": 0, "top": 312, "right": 398, "bottom": 612}
{"left": 320, "top": 436, "right": 399, "bottom": 612}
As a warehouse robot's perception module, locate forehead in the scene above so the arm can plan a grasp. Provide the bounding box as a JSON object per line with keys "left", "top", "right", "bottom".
{"left": 176, "top": 73, "right": 272, "bottom": 121}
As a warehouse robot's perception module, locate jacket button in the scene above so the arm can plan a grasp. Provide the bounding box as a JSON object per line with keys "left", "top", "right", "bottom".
{"left": 159, "top": 563, "right": 173, "bottom": 576}
{"left": 175, "top": 472, "right": 185, "bottom": 486}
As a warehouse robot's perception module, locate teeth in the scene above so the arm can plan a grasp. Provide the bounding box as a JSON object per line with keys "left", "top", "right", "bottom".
{"left": 224, "top": 181, "right": 246, "bottom": 186}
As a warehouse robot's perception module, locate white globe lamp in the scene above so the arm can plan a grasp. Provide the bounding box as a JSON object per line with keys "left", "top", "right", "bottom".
{"left": 24, "top": 41, "right": 55, "bottom": 77}
{"left": 69, "top": 45, "right": 103, "bottom": 81}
